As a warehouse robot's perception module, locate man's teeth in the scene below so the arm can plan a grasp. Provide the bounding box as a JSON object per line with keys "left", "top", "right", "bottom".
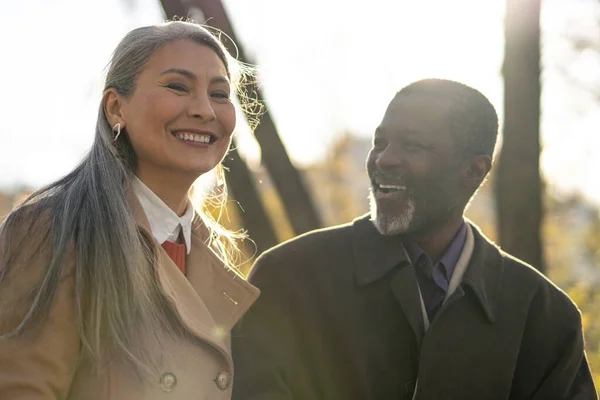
{"left": 379, "top": 184, "right": 406, "bottom": 190}
{"left": 175, "top": 132, "right": 211, "bottom": 143}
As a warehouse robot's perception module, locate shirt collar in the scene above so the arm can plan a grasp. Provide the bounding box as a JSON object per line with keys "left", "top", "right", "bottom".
{"left": 133, "top": 177, "right": 194, "bottom": 254}
{"left": 352, "top": 213, "right": 501, "bottom": 323}
{"left": 404, "top": 221, "right": 467, "bottom": 276}
{"left": 439, "top": 221, "right": 467, "bottom": 270}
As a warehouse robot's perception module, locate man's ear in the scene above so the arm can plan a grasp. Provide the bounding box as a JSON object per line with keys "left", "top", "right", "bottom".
{"left": 462, "top": 155, "right": 492, "bottom": 190}
{"left": 103, "top": 88, "right": 126, "bottom": 129}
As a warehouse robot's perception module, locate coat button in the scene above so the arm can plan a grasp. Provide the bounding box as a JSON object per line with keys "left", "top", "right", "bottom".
{"left": 404, "top": 380, "right": 416, "bottom": 398}
{"left": 214, "top": 371, "right": 231, "bottom": 390}
{"left": 159, "top": 372, "right": 177, "bottom": 392}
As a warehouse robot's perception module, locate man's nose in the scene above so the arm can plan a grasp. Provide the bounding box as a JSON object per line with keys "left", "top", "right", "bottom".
{"left": 188, "top": 94, "right": 216, "bottom": 121}
{"left": 375, "top": 148, "right": 401, "bottom": 170}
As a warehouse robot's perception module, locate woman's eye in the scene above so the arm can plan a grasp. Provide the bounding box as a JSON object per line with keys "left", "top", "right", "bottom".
{"left": 167, "top": 83, "right": 188, "bottom": 92}
{"left": 211, "top": 91, "right": 230, "bottom": 99}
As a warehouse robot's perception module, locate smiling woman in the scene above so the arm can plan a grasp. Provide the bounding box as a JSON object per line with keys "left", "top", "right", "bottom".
{"left": 0, "top": 21, "right": 260, "bottom": 400}
{"left": 104, "top": 39, "right": 238, "bottom": 213}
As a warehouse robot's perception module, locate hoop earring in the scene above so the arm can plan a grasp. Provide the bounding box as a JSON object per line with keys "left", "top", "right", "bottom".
{"left": 113, "top": 123, "right": 122, "bottom": 142}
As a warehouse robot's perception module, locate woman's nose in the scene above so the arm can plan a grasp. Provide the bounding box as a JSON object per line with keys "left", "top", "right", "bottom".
{"left": 188, "top": 94, "right": 216, "bottom": 121}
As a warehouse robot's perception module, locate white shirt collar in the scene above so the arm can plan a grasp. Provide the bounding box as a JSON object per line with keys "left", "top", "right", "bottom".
{"left": 133, "top": 177, "right": 194, "bottom": 254}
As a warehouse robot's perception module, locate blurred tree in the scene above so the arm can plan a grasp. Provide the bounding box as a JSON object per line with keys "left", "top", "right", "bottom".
{"left": 567, "top": 282, "right": 600, "bottom": 388}
{"left": 224, "top": 147, "right": 278, "bottom": 254}
{"left": 304, "top": 134, "right": 371, "bottom": 226}
{"left": 496, "top": 0, "right": 545, "bottom": 272}
{"left": 544, "top": 194, "right": 600, "bottom": 392}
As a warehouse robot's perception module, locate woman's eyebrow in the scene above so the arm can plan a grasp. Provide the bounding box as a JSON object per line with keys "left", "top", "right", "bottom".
{"left": 160, "top": 68, "right": 196, "bottom": 80}
{"left": 160, "top": 69, "right": 229, "bottom": 85}
{"left": 211, "top": 76, "right": 230, "bottom": 85}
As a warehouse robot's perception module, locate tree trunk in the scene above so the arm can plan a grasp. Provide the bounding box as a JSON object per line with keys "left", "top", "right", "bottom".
{"left": 496, "top": 0, "right": 544, "bottom": 272}
{"left": 224, "top": 143, "right": 278, "bottom": 254}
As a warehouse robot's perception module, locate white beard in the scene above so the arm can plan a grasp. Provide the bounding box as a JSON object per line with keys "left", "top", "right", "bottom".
{"left": 369, "top": 189, "right": 416, "bottom": 236}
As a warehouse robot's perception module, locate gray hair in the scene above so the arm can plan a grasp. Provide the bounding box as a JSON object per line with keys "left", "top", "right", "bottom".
{"left": 0, "top": 20, "right": 256, "bottom": 375}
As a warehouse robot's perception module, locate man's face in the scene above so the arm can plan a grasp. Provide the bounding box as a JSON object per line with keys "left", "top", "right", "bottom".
{"left": 367, "top": 93, "right": 464, "bottom": 236}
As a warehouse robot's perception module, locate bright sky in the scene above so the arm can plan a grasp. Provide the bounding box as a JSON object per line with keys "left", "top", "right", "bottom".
{"left": 1, "top": 0, "right": 599, "bottom": 203}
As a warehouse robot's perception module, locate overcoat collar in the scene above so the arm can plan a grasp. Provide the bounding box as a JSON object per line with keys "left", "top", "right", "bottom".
{"left": 127, "top": 189, "right": 260, "bottom": 364}
{"left": 459, "top": 223, "right": 503, "bottom": 323}
{"left": 352, "top": 215, "right": 411, "bottom": 286}
{"left": 352, "top": 214, "right": 501, "bottom": 324}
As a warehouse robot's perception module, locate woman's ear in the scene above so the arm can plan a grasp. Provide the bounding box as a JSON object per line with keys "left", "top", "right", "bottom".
{"left": 103, "top": 88, "right": 126, "bottom": 129}
{"left": 463, "top": 155, "right": 492, "bottom": 190}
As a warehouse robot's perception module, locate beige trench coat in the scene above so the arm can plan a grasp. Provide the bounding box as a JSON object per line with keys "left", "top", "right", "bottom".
{"left": 0, "top": 194, "right": 259, "bottom": 399}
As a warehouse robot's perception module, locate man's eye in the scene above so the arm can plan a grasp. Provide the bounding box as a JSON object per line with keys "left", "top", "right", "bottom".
{"left": 404, "top": 141, "right": 420, "bottom": 150}
{"left": 167, "top": 83, "right": 188, "bottom": 92}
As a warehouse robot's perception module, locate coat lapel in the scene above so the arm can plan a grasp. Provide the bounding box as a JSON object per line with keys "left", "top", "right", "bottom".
{"left": 459, "top": 222, "right": 503, "bottom": 323}
{"left": 352, "top": 215, "right": 411, "bottom": 285}
{"left": 127, "top": 189, "right": 259, "bottom": 364}
{"left": 390, "top": 266, "right": 426, "bottom": 348}
{"left": 351, "top": 215, "right": 424, "bottom": 346}
{"left": 351, "top": 215, "right": 501, "bottom": 346}
{"left": 155, "top": 249, "right": 231, "bottom": 356}
{"left": 185, "top": 218, "right": 260, "bottom": 334}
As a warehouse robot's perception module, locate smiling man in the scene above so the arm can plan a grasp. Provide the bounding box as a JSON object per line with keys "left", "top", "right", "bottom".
{"left": 232, "top": 79, "right": 597, "bottom": 400}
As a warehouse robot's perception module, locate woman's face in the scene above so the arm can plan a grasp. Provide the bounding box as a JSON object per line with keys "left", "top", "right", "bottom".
{"left": 116, "top": 39, "right": 236, "bottom": 181}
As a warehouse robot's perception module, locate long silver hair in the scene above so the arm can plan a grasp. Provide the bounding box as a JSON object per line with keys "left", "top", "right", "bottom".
{"left": 0, "top": 20, "right": 258, "bottom": 374}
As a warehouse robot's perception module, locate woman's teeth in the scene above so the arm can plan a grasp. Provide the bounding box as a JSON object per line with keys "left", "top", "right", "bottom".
{"left": 175, "top": 132, "right": 211, "bottom": 143}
